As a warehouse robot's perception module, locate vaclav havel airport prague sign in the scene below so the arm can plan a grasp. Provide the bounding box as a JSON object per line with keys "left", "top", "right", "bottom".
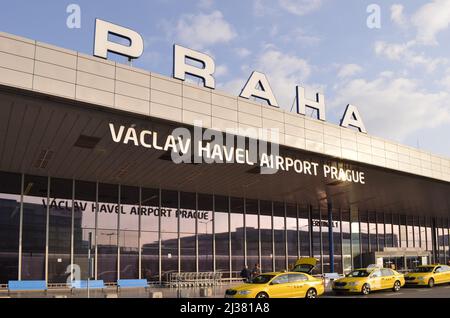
{"left": 93, "top": 19, "right": 367, "bottom": 185}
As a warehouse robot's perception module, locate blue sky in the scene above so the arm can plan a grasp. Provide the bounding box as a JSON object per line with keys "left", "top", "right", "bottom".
{"left": 2, "top": 0, "right": 450, "bottom": 157}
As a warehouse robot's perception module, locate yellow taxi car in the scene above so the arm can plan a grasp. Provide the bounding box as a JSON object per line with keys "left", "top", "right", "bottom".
{"left": 332, "top": 265, "right": 405, "bottom": 295}
{"left": 225, "top": 258, "right": 324, "bottom": 298}
{"left": 404, "top": 264, "right": 450, "bottom": 288}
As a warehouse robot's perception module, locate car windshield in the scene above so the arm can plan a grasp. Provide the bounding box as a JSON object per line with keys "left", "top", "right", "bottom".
{"left": 250, "top": 275, "right": 275, "bottom": 284}
{"left": 412, "top": 267, "right": 434, "bottom": 273}
{"left": 346, "top": 270, "right": 371, "bottom": 277}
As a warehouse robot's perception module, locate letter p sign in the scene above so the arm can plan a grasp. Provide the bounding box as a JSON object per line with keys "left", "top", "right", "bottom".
{"left": 94, "top": 19, "right": 144, "bottom": 60}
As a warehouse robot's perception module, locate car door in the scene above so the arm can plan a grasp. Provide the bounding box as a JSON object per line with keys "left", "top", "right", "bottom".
{"left": 268, "top": 274, "right": 290, "bottom": 298}
{"left": 287, "top": 273, "right": 309, "bottom": 298}
{"left": 368, "top": 270, "right": 383, "bottom": 290}
{"left": 433, "top": 266, "right": 444, "bottom": 284}
{"left": 381, "top": 269, "right": 395, "bottom": 290}
{"left": 442, "top": 266, "right": 450, "bottom": 283}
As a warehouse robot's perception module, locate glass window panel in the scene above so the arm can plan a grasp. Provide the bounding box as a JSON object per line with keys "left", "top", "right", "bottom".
{"left": 407, "top": 216, "right": 414, "bottom": 248}
{"left": 393, "top": 215, "right": 400, "bottom": 248}
{"left": 368, "top": 212, "right": 377, "bottom": 252}
{"left": 245, "top": 199, "right": 259, "bottom": 264}
{"left": 48, "top": 178, "right": 72, "bottom": 283}
{"left": 141, "top": 231, "right": 158, "bottom": 281}
{"left": 179, "top": 192, "right": 195, "bottom": 234}
{"left": 273, "top": 202, "right": 286, "bottom": 271}
{"left": 385, "top": 213, "right": 393, "bottom": 248}
{"left": 0, "top": 172, "right": 21, "bottom": 283}
{"left": 198, "top": 194, "right": 213, "bottom": 272}
{"left": 118, "top": 186, "right": 139, "bottom": 280}
{"left": 286, "top": 203, "right": 298, "bottom": 267}
{"left": 141, "top": 188, "right": 159, "bottom": 232}
{"left": 341, "top": 210, "right": 351, "bottom": 273}
{"left": 97, "top": 183, "right": 118, "bottom": 282}
{"left": 400, "top": 215, "right": 407, "bottom": 248}
{"left": 119, "top": 230, "right": 139, "bottom": 279}
{"left": 377, "top": 212, "right": 385, "bottom": 251}
{"left": 22, "top": 175, "right": 47, "bottom": 280}
{"left": 214, "top": 195, "right": 229, "bottom": 275}
{"left": 161, "top": 190, "right": 178, "bottom": 233}
{"left": 230, "top": 197, "right": 244, "bottom": 273}
{"left": 73, "top": 180, "right": 96, "bottom": 280}
{"left": 162, "top": 232, "right": 179, "bottom": 274}
{"left": 298, "top": 205, "right": 310, "bottom": 258}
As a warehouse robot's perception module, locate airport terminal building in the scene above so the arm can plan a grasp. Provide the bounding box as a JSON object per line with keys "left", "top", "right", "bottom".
{"left": 0, "top": 29, "right": 450, "bottom": 285}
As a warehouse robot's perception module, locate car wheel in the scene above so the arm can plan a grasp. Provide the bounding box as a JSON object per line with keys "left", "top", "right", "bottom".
{"left": 427, "top": 278, "right": 435, "bottom": 288}
{"left": 305, "top": 288, "right": 317, "bottom": 299}
{"left": 392, "top": 281, "right": 401, "bottom": 292}
{"left": 256, "top": 292, "right": 269, "bottom": 299}
{"left": 361, "top": 283, "right": 370, "bottom": 295}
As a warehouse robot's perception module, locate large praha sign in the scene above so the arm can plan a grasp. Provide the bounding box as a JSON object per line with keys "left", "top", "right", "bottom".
{"left": 93, "top": 19, "right": 367, "bottom": 134}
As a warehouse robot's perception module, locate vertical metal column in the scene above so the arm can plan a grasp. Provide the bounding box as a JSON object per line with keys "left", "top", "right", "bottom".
{"left": 117, "top": 185, "right": 121, "bottom": 280}
{"left": 177, "top": 191, "right": 181, "bottom": 274}
{"left": 431, "top": 217, "right": 437, "bottom": 264}
{"left": 257, "top": 200, "right": 261, "bottom": 270}
{"left": 70, "top": 179, "right": 75, "bottom": 281}
{"left": 44, "top": 176, "right": 50, "bottom": 283}
{"left": 327, "top": 203, "right": 334, "bottom": 274}
{"left": 195, "top": 192, "right": 199, "bottom": 273}
{"left": 18, "top": 173, "right": 24, "bottom": 280}
{"left": 308, "top": 205, "right": 313, "bottom": 258}
{"left": 228, "top": 196, "right": 232, "bottom": 279}
{"left": 271, "top": 201, "right": 275, "bottom": 272}
{"left": 212, "top": 195, "right": 216, "bottom": 273}
{"left": 284, "top": 203, "right": 288, "bottom": 270}
{"left": 158, "top": 188, "right": 162, "bottom": 284}
{"left": 318, "top": 207, "right": 323, "bottom": 274}
{"left": 339, "top": 209, "right": 344, "bottom": 274}
{"left": 138, "top": 187, "right": 142, "bottom": 279}
{"left": 94, "top": 182, "right": 99, "bottom": 280}
{"left": 243, "top": 198, "right": 247, "bottom": 267}
{"left": 296, "top": 204, "right": 300, "bottom": 258}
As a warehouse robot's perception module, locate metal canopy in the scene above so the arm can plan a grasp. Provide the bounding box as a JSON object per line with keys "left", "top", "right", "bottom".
{"left": 0, "top": 86, "right": 449, "bottom": 217}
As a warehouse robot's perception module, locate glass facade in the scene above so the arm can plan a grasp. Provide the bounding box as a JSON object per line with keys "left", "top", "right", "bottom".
{"left": 1, "top": 170, "right": 449, "bottom": 284}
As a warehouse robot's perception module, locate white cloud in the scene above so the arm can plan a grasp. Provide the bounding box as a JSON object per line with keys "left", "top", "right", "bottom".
{"left": 412, "top": 0, "right": 450, "bottom": 45}
{"left": 374, "top": 41, "right": 447, "bottom": 72}
{"left": 391, "top": 4, "right": 408, "bottom": 27}
{"left": 331, "top": 75, "right": 450, "bottom": 142}
{"left": 215, "top": 65, "right": 229, "bottom": 77}
{"left": 234, "top": 48, "right": 252, "bottom": 58}
{"left": 337, "top": 64, "right": 362, "bottom": 79}
{"left": 172, "top": 11, "right": 236, "bottom": 49}
{"left": 278, "top": 0, "right": 323, "bottom": 16}
{"left": 281, "top": 28, "right": 321, "bottom": 46}
{"left": 197, "top": 0, "right": 214, "bottom": 9}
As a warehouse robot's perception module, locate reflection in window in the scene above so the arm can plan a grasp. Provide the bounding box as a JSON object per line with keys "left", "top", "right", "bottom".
{"left": 0, "top": 172, "right": 21, "bottom": 283}
{"left": 119, "top": 186, "right": 139, "bottom": 279}
{"left": 179, "top": 191, "right": 194, "bottom": 273}
{"left": 48, "top": 178, "right": 72, "bottom": 283}
{"left": 273, "top": 202, "right": 286, "bottom": 271}
{"left": 160, "top": 190, "right": 178, "bottom": 275}
{"left": 214, "top": 195, "right": 229, "bottom": 276}
{"left": 198, "top": 194, "right": 213, "bottom": 272}
{"left": 230, "top": 197, "right": 244, "bottom": 273}
{"left": 22, "top": 175, "right": 47, "bottom": 280}
{"left": 246, "top": 199, "right": 259, "bottom": 269}
{"left": 385, "top": 213, "right": 393, "bottom": 248}
{"left": 341, "top": 211, "right": 351, "bottom": 273}
{"left": 97, "top": 183, "right": 118, "bottom": 283}
{"left": 141, "top": 188, "right": 159, "bottom": 281}
{"left": 260, "top": 201, "right": 272, "bottom": 272}
{"left": 73, "top": 180, "right": 96, "bottom": 280}
{"left": 286, "top": 204, "right": 298, "bottom": 269}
